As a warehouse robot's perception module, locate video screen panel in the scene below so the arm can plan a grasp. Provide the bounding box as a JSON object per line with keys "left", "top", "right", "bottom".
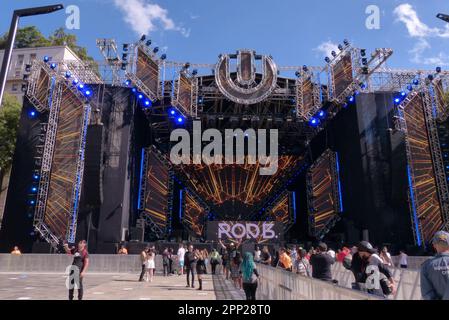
{"left": 183, "top": 189, "right": 208, "bottom": 237}
{"left": 141, "top": 149, "right": 171, "bottom": 233}
{"left": 332, "top": 53, "right": 353, "bottom": 99}
{"left": 44, "top": 86, "right": 85, "bottom": 239}
{"left": 307, "top": 150, "right": 342, "bottom": 238}
{"left": 265, "top": 192, "right": 291, "bottom": 226}
{"left": 403, "top": 94, "right": 444, "bottom": 243}
{"left": 174, "top": 74, "right": 193, "bottom": 115}
{"left": 136, "top": 47, "right": 160, "bottom": 98}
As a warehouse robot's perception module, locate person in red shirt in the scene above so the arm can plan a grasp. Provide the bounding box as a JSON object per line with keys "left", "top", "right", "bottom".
{"left": 63, "top": 240, "right": 89, "bottom": 300}
{"left": 336, "top": 247, "right": 350, "bottom": 263}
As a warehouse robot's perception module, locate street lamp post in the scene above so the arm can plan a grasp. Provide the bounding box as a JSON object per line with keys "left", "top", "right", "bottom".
{"left": 0, "top": 4, "right": 64, "bottom": 108}
{"left": 437, "top": 13, "right": 449, "bottom": 23}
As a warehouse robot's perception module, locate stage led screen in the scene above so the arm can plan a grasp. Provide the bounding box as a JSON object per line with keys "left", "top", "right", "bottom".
{"left": 307, "top": 150, "right": 343, "bottom": 239}
{"left": 141, "top": 149, "right": 171, "bottom": 233}
{"left": 44, "top": 86, "right": 86, "bottom": 239}
{"left": 403, "top": 94, "right": 444, "bottom": 244}
{"left": 174, "top": 73, "right": 193, "bottom": 115}
{"left": 298, "top": 76, "right": 315, "bottom": 119}
{"left": 183, "top": 189, "right": 208, "bottom": 237}
{"left": 175, "top": 156, "right": 302, "bottom": 220}
{"left": 332, "top": 53, "right": 353, "bottom": 99}
{"left": 206, "top": 221, "right": 283, "bottom": 243}
{"left": 136, "top": 47, "right": 160, "bottom": 99}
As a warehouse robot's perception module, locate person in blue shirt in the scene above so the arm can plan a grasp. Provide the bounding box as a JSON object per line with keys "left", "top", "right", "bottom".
{"left": 420, "top": 231, "right": 449, "bottom": 300}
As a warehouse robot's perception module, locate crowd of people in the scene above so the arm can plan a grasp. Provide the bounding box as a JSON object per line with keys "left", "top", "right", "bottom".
{"left": 8, "top": 229, "right": 449, "bottom": 300}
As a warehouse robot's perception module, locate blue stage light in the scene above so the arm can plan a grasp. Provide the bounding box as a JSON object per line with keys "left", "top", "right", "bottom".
{"left": 407, "top": 85, "right": 413, "bottom": 91}
{"left": 309, "top": 117, "right": 320, "bottom": 127}
{"left": 29, "top": 110, "right": 36, "bottom": 118}
{"left": 43, "top": 56, "right": 50, "bottom": 62}
{"left": 400, "top": 91, "right": 407, "bottom": 98}
{"left": 29, "top": 200, "right": 35, "bottom": 205}
{"left": 131, "top": 87, "right": 137, "bottom": 93}
{"left": 84, "top": 89, "right": 92, "bottom": 96}
{"left": 72, "top": 79, "right": 79, "bottom": 86}
{"left": 160, "top": 53, "right": 167, "bottom": 60}
{"left": 31, "top": 187, "right": 37, "bottom": 192}
{"left": 50, "top": 63, "right": 57, "bottom": 69}
{"left": 138, "top": 94, "right": 143, "bottom": 99}
{"left": 77, "top": 83, "right": 84, "bottom": 90}
{"left": 124, "top": 79, "right": 131, "bottom": 86}
{"left": 394, "top": 97, "right": 401, "bottom": 104}
{"left": 177, "top": 117, "right": 184, "bottom": 123}
{"left": 169, "top": 109, "right": 176, "bottom": 115}
{"left": 65, "top": 71, "right": 71, "bottom": 78}
{"left": 436, "top": 66, "right": 442, "bottom": 73}
{"left": 318, "top": 110, "right": 326, "bottom": 118}
{"left": 413, "top": 79, "right": 419, "bottom": 85}
{"left": 144, "top": 100, "right": 152, "bottom": 107}
{"left": 348, "top": 96, "right": 355, "bottom": 103}
{"left": 33, "top": 174, "right": 39, "bottom": 180}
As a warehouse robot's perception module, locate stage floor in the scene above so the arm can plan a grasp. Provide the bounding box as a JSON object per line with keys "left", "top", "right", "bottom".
{"left": 0, "top": 272, "right": 243, "bottom": 300}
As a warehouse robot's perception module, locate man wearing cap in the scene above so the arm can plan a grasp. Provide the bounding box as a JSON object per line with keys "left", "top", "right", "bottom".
{"left": 420, "top": 231, "right": 449, "bottom": 300}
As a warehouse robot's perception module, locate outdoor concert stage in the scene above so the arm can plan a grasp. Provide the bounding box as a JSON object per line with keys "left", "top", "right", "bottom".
{"left": 1, "top": 38, "right": 449, "bottom": 253}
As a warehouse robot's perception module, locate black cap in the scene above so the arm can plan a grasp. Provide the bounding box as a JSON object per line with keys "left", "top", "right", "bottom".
{"left": 357, "top": 241, "right": 376, "bottom": 254}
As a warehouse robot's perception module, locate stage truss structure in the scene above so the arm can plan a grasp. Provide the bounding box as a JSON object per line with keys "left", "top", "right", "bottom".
{"left": 261, "top": 190, "right": 295, "bottom": 232}
{"left": 395, "top": 84, "right": 449, "bottom": 245}
{"left": 26, "top": 60, "right": 94, "bottom": 247}
{"left": 138, "top": 146, "right": 174, "bottom": 239}
{"left": 307, "top": 150, "right": 343, "bottom": 240}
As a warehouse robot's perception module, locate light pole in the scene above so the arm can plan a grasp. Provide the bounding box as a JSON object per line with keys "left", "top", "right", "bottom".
{"left": 0, "top": 4, "right": 64, "bottom": 108}
{"left": 437, "top": 13, "right": 449, "bottom": 23}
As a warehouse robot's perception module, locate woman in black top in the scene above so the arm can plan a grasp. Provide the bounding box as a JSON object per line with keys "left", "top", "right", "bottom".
{"left": 195, "top": 249, "right": 207, "bottom": 290}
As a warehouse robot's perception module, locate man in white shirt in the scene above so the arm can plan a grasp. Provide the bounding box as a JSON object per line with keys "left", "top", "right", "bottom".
{"left": 254, "top": 246, "right": 261, "bottom": 262}
{"left": 327, "top": 248, "right": 336, "bottom": 259}
{"left": 177, "top": 244, "right": 186, "bottom": 275}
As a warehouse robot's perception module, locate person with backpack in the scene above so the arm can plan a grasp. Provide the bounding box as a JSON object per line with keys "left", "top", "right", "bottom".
{"left": 241, "top": 252, "right": 260, "bottom": 300}
{"left": 309, "top": 242, "right": 335, "bottom": 282}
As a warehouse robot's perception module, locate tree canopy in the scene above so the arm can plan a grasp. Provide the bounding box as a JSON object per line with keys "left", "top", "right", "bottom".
{"left": 0, "top": 26, "right": 95, "bottom": 63}
{"left": 0, "top": 94, "right": 22, "bottom": 170}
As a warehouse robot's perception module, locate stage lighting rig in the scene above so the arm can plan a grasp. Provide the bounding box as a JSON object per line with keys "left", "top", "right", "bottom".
{"left": 437, "top": 13, "right": 449, "bottom": 23}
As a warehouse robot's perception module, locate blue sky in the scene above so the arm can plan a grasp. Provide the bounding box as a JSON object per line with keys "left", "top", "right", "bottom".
{"left": 1, "top": 0, "right": 449, "bottom": 71}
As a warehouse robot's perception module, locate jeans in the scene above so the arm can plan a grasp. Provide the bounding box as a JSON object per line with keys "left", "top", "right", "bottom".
{"left": 69, "top": 277, "right": 83, "bottom": 300}
{"left": 243, "top": 282, "right": 257, "bottom": 300}
{"left": 186, "top": 264, "right": 196, "bottom": 287}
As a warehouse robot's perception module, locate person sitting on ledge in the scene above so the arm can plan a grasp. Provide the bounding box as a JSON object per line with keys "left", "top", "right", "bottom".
{"left": 11, "top": 246, "right": 21, "bottom": 255}
{"left": 118, "top": 245, "right": 128, "bottom": 255}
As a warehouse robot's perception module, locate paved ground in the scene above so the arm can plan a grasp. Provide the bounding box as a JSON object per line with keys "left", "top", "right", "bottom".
{"left": 0, "top": 271, "right": 245, "bottom": 300}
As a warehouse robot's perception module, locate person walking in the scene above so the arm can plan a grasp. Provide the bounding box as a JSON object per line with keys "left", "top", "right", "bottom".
{"left": 380, "top": 246, "right": 393, "bottom": 269}
{"left": 145, "top": 249, "right": 156, "bottom": 282}
{"left": 230, "top": 252, "right": 243, "bottom": 289}
{"left": 138, "top": 246, "right": 149, "bottom": 281}
{"left": 241, "top": 252, "right": 260, "bottom": 300}
{"left": 399, "top": 250, "right": 408, "bottom": 269}
{"left": 209, "top": 249, "right": 220, "bottom": 274}
{"left": 177, "top": 244, "right": 186, "bottom": 275}
{"left": 184, "top": 245, "right": 197, "bottom": 288}
{"left": 254, "top": 246, "right": 261, "bottom": 263}
{"left": 162, "top": 248, "right": 170, "bottom": 276}
{"left": 63, "top": 240, "right": 89, "bottom": 300}
{"left": 168, "top": 247, "right": 174, "bottom": 275}
{"left": 202, "top": 248, "right": 209, "bottom": 274}
{"left": 195, "top": 249, "right": 207, "bottom": 290}
{"left": 421, "top": 231, "right": 449, "bottom": 300}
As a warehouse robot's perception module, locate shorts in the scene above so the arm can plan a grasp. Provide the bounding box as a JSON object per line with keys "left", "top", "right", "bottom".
{"left": 179, "top": 260, "right": 184, "bottom": 268}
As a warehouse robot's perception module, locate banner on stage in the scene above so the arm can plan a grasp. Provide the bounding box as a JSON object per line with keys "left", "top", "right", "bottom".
{"left": 206, "top": 221, "right": 283, "bottom": 242}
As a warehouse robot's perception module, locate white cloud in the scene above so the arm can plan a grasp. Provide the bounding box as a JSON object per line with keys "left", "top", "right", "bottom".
{"left": 409, "top": 39, "right": 449, "bottom": 66}
{"left": 393, "top": 3, "right": 449, "bottom": 66}
{"left": 113, "top": 0, "right": 190, "bottom": 38}
{"left": 314, "top": 41, "right": 339, "bottom": 57}
{"left": 393, "top": 3, "right": 449, "bottom": 38}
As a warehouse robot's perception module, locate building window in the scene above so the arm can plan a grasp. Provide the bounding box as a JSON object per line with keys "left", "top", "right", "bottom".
{"left": 29, "top": 53, "right": 37, "bottom": 62}
{"left": 11, "top": 84, "right": 18, "bottom": 92}
{"left": 16, "top": 54, "right": 24, "bottom": 68}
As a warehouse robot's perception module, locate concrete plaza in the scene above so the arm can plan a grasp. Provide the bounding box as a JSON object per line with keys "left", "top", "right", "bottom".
{"left": 0, "top": 272, "right": 245, "bottom": 300}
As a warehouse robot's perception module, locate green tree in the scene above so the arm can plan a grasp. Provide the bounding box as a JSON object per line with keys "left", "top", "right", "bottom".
{"left": 0, "top": 26, "right": 50, "bottom": 50}
{"left": 49, "top": 27, "right": 97, "bottom": 65}
{"left": 0, "top": 93, "right": 22, "bottom": 170}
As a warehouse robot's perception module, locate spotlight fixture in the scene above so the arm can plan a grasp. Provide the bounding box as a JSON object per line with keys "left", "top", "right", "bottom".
{"left": 428, "top": 74, "right": 434, "bottom": 81}
{"left": 302, "top": 65, "right": 308, "bottom": 72}
{"left": 343, "top": 39, "right": 350, "bottom": 46}
{"left": 331, "top": 51, "right": 337, "bottom": 57}
{"left": 122, "top": 53, "right": 128, "bottom": 60}
{"left": 160, "top": 53, "right": 167, "bottom": 60}
{"left": 325, "top": 57, "right": 331, "bottom": 63}
{"left": 131, "top": 87, "right": 137, "bottom": 93}
{"left": 123, "top": 44, "right": 129, "bottom": 52}
{"left": 144, "top": 100, "right": 152, "bottom": 107}
{"left": 50, "top": 62, "right": 57, "bottom": 69}
{"left": 29, "top": 110, "right": 36, "bottom": 117}
{"left": 192, "top": 69, "right": 198, "bottom": 75}
{"left": 360, "top": 49, "right": 366, "bottom": 57}
{"left": 65, "top": 71, "right": 71, "bottom": 78}
{"left": 177, "top": 117, "right": 184, "bottom": 123}
{"left": 121, "top": 62, "right": 127, "bottom": 70}
{"left": 145, "top": 39, "right": 152, "bottom": 47}
{"left": 153, "top": 47, "right": 159, "bottom": 54}
{"left": 309, "top": 117, "right": 320, "bottom": 127}
{"left": 124, "top": 79, "right": 131, "bottom": 86}
{"left": 72, "top": 78, "right": 79, "bottom": 85}
{"left": 138, "top": 94, "right": 143, "bottom": 99}
{"left": 413, "top": 79, "right": 419, "bottom": 85}
{"left": 362, "top": 58, "right": 368, "bottom": 65}
{"left": 436, "top": 66, "right": 442, "bottom": 73}
{"left": 140, "top": 34, "right": 146, "bottom": 42}
{"left": 295, "top": 71, "right": 301, "bottom": 78}
{"left": 338, "top": 44, "right": 343, "bottom": 51}
{"left": 184, "top": 62, "right": 191, "bottom": 70}
{"left": 43, "top": 56, "right": 50, "bottom": 63}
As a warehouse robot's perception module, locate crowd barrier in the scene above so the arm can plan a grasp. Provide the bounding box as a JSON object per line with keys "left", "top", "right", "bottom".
{"left": 330, "top": 262, "right": 422, "bottom": 300}
{"left": 256, "top": 263, "right": 381, "bottom": 300}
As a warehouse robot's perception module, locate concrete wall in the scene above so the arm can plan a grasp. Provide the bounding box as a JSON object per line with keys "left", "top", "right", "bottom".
{"left": 0, "top": 254, "right": 164, "bottom": 273}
